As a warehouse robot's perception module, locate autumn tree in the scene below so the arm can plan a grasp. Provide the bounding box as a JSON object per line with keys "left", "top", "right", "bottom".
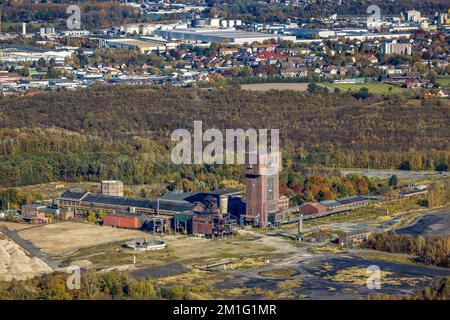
{"left": 388, "top": 175, "right": 398, "bottom": 188}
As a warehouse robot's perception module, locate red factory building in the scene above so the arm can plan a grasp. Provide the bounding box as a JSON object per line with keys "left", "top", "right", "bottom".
{"left": 298, "top": 202, "right": 327, "bottom": 216}
{"left": 103, "top": 213, "right": 144, "bottom": 229}
{"left": 192, "top": 215, "right": 213, "bottom": 237}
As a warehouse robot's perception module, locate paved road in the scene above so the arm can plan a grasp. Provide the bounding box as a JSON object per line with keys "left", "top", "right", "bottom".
{"left": 395, "top": 210, "right": 450, "bottom": 236}
{"left": 0, "top": 226, "right": 59, "bottom": 269}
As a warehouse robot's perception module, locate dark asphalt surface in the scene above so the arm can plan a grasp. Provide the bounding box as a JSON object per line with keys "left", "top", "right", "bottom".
{"left": 130, "top": 262, "right": 188, "bottom": 280}
{"left": 396, "top": 211, "right": 450, "bottom": 236}
{"left": 217, "top": 254, "right": 450, "bottom": 300}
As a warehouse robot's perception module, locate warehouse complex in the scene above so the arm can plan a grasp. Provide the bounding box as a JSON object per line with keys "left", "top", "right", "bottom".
{"left": 23, "top": 146, "right": 376, "bottom": 238}
{"left": 58, "top": 186, "right": 244, "bottom": 238}
{"left": 0, "top": 44, "right": 72, "bottom": 64}
{"left": 98, "top": 38, "right": 176, "bottom": 53}
{"left": 154, "top": 28, "right": 296, "bottom": 44}
{"left": 50, "top": 148, "right": 375, "bottom": 237}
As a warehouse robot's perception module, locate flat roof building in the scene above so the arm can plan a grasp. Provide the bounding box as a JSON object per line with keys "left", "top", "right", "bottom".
{"left": 99, "top": 38, "right": 171, "bottom": 53}
{"left": 154, "top": 28, "right": 296, "bottom": 44}
{"left": 0, "top": 44, "right": 73, "bottom": 64}
{"left": 403, "top": 10, "right": 422, "bottom": 22}
{"left": 58, "top": 189, "right": 195, "bottom": 215}
{"left": 382, "top": 41, "right": 412, "bottom": 55}
{"left": 339, "top": 231, "right": 371, "bottom": 246}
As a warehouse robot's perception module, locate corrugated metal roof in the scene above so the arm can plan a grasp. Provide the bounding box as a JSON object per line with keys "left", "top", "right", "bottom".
{"left": 336, "top": 195, "right": 368, "bottom": 205}
{"left": 320, "top": 200, "right": 341, "bottom": 208}
{"left": 59, "top": 189, "right": 88, "bottom": 200}
{"left": 81, "top": 193, "right": 194, "bottom": 213}
{"left": 160, "top": 191, "right": 197, "bottom": 201}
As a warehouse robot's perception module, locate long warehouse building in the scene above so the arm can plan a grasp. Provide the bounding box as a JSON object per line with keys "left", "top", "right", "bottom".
{"left": 154, "top": 28, "right": 296, "bottom": 44}
{"left": 58, "top": 189, "right": 195, "bottom": 215}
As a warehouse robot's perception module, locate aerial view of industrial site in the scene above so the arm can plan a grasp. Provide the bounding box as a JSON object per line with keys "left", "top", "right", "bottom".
{"left": 0, "top": 0, "right": 450, "bottom": 315}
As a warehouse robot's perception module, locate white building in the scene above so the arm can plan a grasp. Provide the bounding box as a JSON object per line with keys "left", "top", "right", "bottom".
{"left": 382, "top": 41, "right": 412, "bottom": 55}
{"left": 98, "top": 38, "right": 173, "bottom": 53}
{"left": 40, "top": 27, "right": 56, "bottom": 38}
{"left": 0, "top": 44, "right": 73, "bottom": 64}
{"left": 59, "top": 30, "right": 91, "bottom": 37}
{"left": 403, "top": 10, "right": 422, "bottom": 22}
{"left": 154, "top": 28, "right": 296, "bottom": 44}
{"left": 119, "top": 23, "right": 166, "bottom": 35}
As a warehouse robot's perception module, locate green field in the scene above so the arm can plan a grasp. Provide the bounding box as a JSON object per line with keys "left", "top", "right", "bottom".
{"left": 437, "top": 76, "right": 450, "bottom": 89}
{"left": 1, "top": 22, "right": 57, "bottom": 33}
{"left": 321, "top": 82, "right": 405, "bottom": 94}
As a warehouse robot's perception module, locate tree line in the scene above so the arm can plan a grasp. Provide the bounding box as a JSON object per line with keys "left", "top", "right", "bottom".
{"left": 209, "top": 0, "right": 449, "bottom": 23}
{"left": 0, "top": 85, "right": 448, "bottom": 189}
{"left": 0, "top": 270, "right": 205, "bottom": 300}
{"left": 1, "top": 1, "right": 140, "bottom": 29}
{"left": 365, "top": 232, "right": 450, "bottom": 268}
{"left": 0, "top": 128, "right": 392, "bottom": 207}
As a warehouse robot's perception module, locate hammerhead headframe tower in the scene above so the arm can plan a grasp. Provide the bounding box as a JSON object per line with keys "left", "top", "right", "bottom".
{"left": 245, "top": 149, "right": 281, "bottom": 227}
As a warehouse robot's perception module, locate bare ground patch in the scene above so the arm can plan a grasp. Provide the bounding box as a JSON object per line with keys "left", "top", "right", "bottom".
{"left": 17, "top": 222, "right": 147, "bottom": 255}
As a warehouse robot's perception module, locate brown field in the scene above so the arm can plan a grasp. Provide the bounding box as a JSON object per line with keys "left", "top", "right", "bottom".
{"left": 8, "top": 181, "right": 100, "bottom": 201}
{"left": 61, "top": 231, "right": 279, "bottom": 269}
{"left": 162, "top": 233, "right": 277, "bottom": 264}
{"left": 241, "top": 83, "right": 310, "bottom": 91}
{"left": 0, "top": 221, "right": 34, "bottom": 231}
{"left": 17, "top": 222, "right": 147, "bottom": 255}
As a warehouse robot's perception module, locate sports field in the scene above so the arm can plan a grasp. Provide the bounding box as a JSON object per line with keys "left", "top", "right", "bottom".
{"left": 321, "top": 82, "right": 405, "bottom": 94}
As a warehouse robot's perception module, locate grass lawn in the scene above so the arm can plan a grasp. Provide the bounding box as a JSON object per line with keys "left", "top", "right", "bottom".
{"left": 436, "top": 76, "right": 450, "bottom": 89}
{"left": 1, "top": 22, "right": 57, "bottom": 32}
{"left": 321, "top": 82, "right": 405, "bottom": 94}
{"left": 355, "top": 251, "right": 415, "bottom": 265}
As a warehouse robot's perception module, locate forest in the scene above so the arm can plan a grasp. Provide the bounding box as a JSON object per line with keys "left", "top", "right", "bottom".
{"left": 365, "top": 232, "right": 450, "bottom": 268}
{"left": 0, "top": 269, "right": 200, "bottom": 300}
{"left": 209, "top": 0, "right": 450, "bottom": 23}
{"left": 368, "top": 276, "right": 450, "bottom": 300}
{"left": 2, "top": 0, "right": 449, "bottom": 29}
{"left": 0, "top": 1, "right": 141, "bottom": 30}
{"left": 0, "top": 85, "right": 448, "bottom": 192}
